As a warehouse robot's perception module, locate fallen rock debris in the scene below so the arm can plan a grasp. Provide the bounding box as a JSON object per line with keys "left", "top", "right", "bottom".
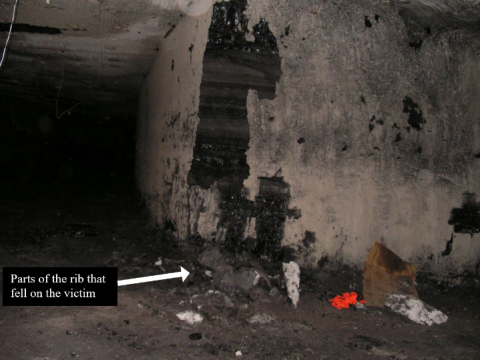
{"left": 283, "top": 261, "right": 300, "bottom": 307}
{"left": 198, "top": 247, "right": 229, "bottom": 270}
{"left": 371, "top": 346, "right": 407, "bottom": 359}
{"left": 195, "top": 243, "right": 448, "bottom": 329}
{"left": 248, "top": 313, "right": 275, "bottom": 324}
{"left": 198, "top": 247, "right": 270, "bottom": 293}
{"left": 356, "top": 301, "right": 367, "bottom": 310}
{"left": 363, "top": 241, "right": 418, "bottom": 307}
{"left": 176, "top": 310, "right": 203, "bottom": 325}
{"left": 216, "top": 269, "right": 261, "bottom": 292}
{"left": 362, "top": 241, "right": 447, "bottom": 325}
{"left": 384, "top": 292, "right": 448, "bottom": 326}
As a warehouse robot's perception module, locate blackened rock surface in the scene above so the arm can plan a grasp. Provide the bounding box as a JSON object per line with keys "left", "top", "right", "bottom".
{"left": 441, "top": 234, "right": 454, "bottom": 257}
{"left": 448, "top": 192, "right": 480, "bottom": 236}
{"left": 252, "top": 18, "right": 279, "bottom": 53}
{"left": 403, "top": 96, "right": 425, "bottom": 130}
{"left": 220, "top": 194, "right": 254, "bottom": 252}
{"left": 207, "top": 0, "right": 278, "bottom": 54}
{"left": 189, "top": 1, "right": 284, "bottom": 262}
{"left": 303, "top": 231, "right": 316, "bottom": 248}
{"left": 188, "top": 52, "right": 281, "bottom": 193}
{"left": 219, "top": 177, "right": 296, "bottom": 262}
{"left": 253, "top": 177, "right": 291, "bottom": 261}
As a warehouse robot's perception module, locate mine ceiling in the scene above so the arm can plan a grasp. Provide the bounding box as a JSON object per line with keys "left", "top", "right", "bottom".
{"left": 0, "top": 0, "right": 188, "bottom": 119}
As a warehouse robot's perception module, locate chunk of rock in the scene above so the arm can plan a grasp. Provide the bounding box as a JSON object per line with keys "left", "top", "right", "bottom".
{"left": 356, "top": 301, "right": 367, "bottom": 310}
{"left": 371, "top": 346, "right": 407, "bottom": 359}
{"left": 176, "top": 310, "right": 203, "bottom": 325}
{"left": 384, "top": 292, "right": 448, "bottom": 326}
{"left": 214, "top": 269, "right": 261, "bottom": 292}
{"left": 200, "top": 247, "right": 273, "bottom": 293}
{"left": 363, "top": 241, "right": 418, "bottom": 307}
{"left": 248, "top": 313, "right": 275, "bottom": 324}
{"left": 198, "top": 247, "right": 231, "bottom": 270}
{"left": 283, "top": 261, "right": 300, "bottom": 307}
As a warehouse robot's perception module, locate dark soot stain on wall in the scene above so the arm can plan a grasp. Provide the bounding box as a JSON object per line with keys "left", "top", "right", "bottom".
{"left": 403, "top": 96, "right": 425, "bottom": 130}
{"left": 303, "top": 230, "right": 316, "bottom": 248}
{"left": 441, "top": 234, "right": 454, "bottom": 257}
{"left": 220, "top": 177, "right": 300, "bottom": 262}
{"left": 448, "top": 192, "right": 480, "bottom": 237}
{"left": 253, "top": 177, "right": 292, "bottom": 261}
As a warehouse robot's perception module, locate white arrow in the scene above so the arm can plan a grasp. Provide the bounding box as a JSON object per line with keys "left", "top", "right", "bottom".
{"left": 117, "top": 267, "right": 190, "bottom": 286}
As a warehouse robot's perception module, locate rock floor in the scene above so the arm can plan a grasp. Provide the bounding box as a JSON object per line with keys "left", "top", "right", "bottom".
{"left": 0, "top": 168, "right": 479, "bottom": 360}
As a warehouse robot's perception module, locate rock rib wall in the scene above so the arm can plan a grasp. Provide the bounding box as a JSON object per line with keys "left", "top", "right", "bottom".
{"left": 138, "top": 0, "right": 480, "bottom": 277}
{"left": 136, "top": 8, "right": 213, "bottom": 240}
{"left": 241, "top": 0, "right": 480, "bottom": 275}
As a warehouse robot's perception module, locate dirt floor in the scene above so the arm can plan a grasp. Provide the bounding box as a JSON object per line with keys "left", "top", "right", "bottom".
{"left": 1, "top": 166, "right": 480, "bottom": 360}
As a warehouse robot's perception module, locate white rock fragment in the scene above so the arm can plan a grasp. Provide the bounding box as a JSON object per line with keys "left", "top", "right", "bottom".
{"left": 384, "top": 293, "right": 448, "bottom": 326}
{"left": 248, "top": 313, "right": 275, "bottom": 324}
{"left": 205, "top": 270, "right": 213, "bottom": 277}
{"left": 176, "top": 310, "right": 203, "bottom": 325}
{"left": 283, "top": 261, "right": 300, "bottom": 307}
{"left": 154, "top": 258, "right": 162, "bottom": 266}
{"left": 223, "top": 294, "right": 235, "bottom": 308}
{"left": 252, "top": 271, "right": 261, "bottom": 286}
{"left": 356, "top": 301, "right": 367, "bottom": 310}
{"left": 372, "top": 347, "right": 407, "bottom": 359}
{"left": 235, "top": 350, "right": 243, "bottom": 357}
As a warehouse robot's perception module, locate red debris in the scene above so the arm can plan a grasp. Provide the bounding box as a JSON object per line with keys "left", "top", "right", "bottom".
{"left": 329, "top": 292, "right": 366, "bottom": 309}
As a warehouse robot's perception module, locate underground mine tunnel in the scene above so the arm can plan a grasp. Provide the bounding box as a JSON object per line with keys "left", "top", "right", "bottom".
{"left": 1, "top": 0, "right": 480, "bottom": 359}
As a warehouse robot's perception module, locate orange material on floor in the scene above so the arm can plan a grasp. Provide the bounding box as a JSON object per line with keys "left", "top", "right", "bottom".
{"left": 329, "top": 292, "right": 366, "bottom": 309}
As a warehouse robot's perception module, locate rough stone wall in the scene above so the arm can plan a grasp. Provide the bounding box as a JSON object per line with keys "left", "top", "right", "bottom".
{"left": 138, "top": 0, "right": 480, "bottom": 277}
{"left": 136, "top": 8, "right": 213, "bottom": 240}
{"left": 239, "top": 0, "right": 480, "bottom": 276}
